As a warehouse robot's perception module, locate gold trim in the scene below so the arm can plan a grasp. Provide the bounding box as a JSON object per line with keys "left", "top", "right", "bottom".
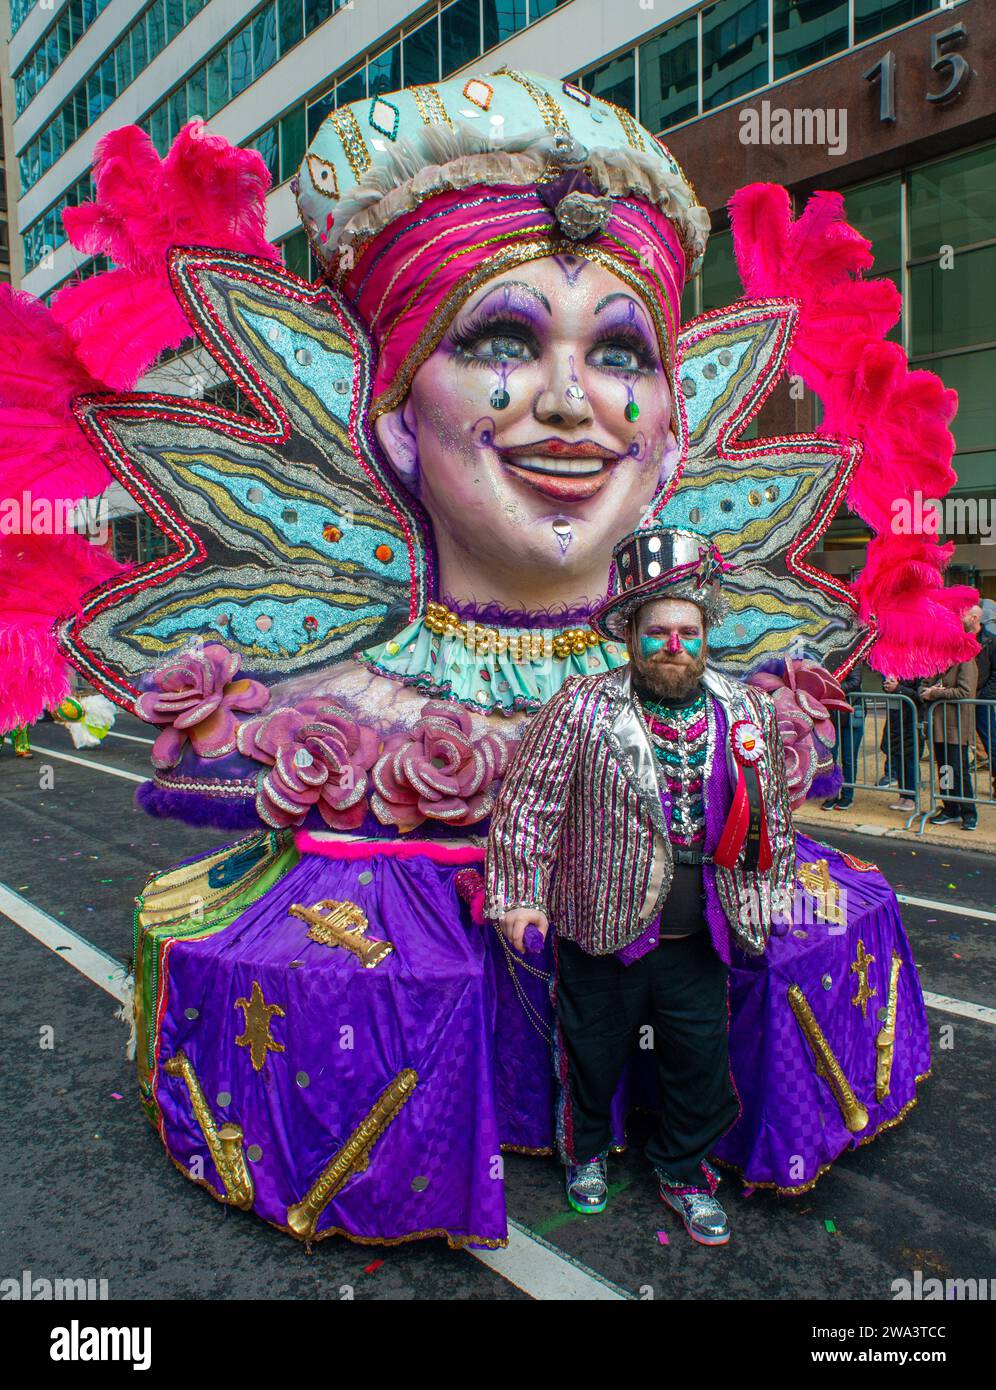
{"left": 234, "top": 981, "right": 286, "bottom": 1073}
{"left": 371, "top": 235, "right": 676, "bottom": 421}
{"left": 604, "top": 99, "right": 646, "bottom": 152}
{"left": 163, "top": 1051, "right": 255, "bottom": 1210}
{"left": 493, "top": 67, "right": 569, "bottom": 133}
{"left": 850, "top": 938, "right": 877, "bottom": 1019}
{"left": 411, "top": 83, "right": 451, "bottom": 125}
{"left": 875, "top": 952, "right": 903, "bottom": 1102}
{"left": 306, "top": 152, "right": 339, "bottom": 200}
{"left": 327, "top": 108, "right": 371, "bottom": 182}
{"left": 286, "top": 1069, "right": 418, "bottom": 1239}
{"left": 787, "top": 983, "right": 869, "bottom": 1133}
{"left": 425, "top": 600, "right": 602, "bottom": 662}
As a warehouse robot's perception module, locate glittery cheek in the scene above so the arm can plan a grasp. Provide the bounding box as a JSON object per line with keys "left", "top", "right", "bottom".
{"left": 641, "top": 636, "right": 667, "bottom": 658}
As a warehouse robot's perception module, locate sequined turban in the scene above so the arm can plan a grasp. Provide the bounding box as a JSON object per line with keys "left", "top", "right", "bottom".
{"left": 294, "top": 68, "right": 710, "bottom": 418}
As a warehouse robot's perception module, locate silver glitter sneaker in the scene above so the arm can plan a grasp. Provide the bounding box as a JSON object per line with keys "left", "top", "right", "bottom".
{"left": 566, "top": 1154, "right": 608, "bottom": 1214}
{"left": 657, "top": 1165, "right": 730, "bottom": 1246}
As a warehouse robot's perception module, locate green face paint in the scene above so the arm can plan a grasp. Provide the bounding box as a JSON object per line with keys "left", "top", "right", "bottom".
{"left": 640, "top": 635, "right": 667, "bottom": 658}
{"left": 680, "top": 636, "right": 703, "bottom": 658}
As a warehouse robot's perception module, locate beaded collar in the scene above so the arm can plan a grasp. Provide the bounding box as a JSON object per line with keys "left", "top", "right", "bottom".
{"left": 640, "top": 684, "right": 708, "bottom": 848}
{"left": 354, "top": 613, "right": 628, "bottom": 717}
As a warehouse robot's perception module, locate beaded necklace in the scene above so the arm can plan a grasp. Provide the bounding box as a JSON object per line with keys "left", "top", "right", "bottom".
{"left": 640, "top": 686, "right": 708, "bottom": 847}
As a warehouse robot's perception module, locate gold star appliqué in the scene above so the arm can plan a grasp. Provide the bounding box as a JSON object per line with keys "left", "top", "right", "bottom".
{"left": 234, "top": 980, "right": 285, "bottom": 1072}
{"left": 850, "top": 939, "right": 877, "bottom": 1020}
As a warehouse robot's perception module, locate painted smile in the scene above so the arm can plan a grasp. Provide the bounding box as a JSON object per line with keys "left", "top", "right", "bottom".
{"left": 497, "top": 438, "right": 620, "bottom": 502}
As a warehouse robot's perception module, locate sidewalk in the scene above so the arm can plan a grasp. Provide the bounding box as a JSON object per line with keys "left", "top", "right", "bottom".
{"left": 795, "top": 782, "right": 996, "bottom": 853}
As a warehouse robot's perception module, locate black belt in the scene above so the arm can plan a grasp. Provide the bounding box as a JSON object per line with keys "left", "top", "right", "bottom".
{"left": 672, "top": 846, "right": 712, "bottom": 866}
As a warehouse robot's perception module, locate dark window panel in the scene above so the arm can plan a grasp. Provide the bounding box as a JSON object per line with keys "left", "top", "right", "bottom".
{"left": 253, "top": 125, "right": 280, "bottom": 184}
{"left": 166, "top": 0, "right": 185, "bottom": 43}
{"left": 305, "top": 0, "right": 335, "bottom": 33}
{"left": 230, "top": 27, "right": 253, "bottom": 98}
{"left": 278, "top": 0, "right": 304, "bottom": 53}
{"left": 403, "top": 19, "right": 439, "bottom": 86}
{"left": 253, "top": 5, "right": 278, "bottom": 81}
{"left": 368, "top": 42, "right": 401, "bottom": 96}
{"left": 773, "top": 0, "right": 848, "bottom": 79}
{"left": 336, "top": 68, "right": 366, "bottom": 105}
{"left": 187, "top": 64, "right": 207, "bottom": 120}
{"left": 307, "top": 91, "right": 335, "bottom": 140}
{"left": 854, "top": 0, "right": 932, "bottom": 45}
{"left": 132, "top": 16, "right": 149, "bottom": 73}
{"left": 440, "top": 0, "right": 482, "bottom": 79}
{"left": 909, "top": 146, "right": 996, "bottom": 259}
{"left": 207, "top": 46, "right": 230, "bottom": 116}
{"left": 639, "top": 14, "right": 698, "bottom": 131}
{"left": 483, "top": 0, "right": 528, "bottom": 52}
{"left": 702, "top": 0, "right": 769, "bottom": 111}
{"left": 147, "top": 1, "right": 167, "bottom": 59}
{"left": 280, "top": 104, "right": 307, "bottom": 180}
{"left": 585, "top": 50, "right": 636, "bottom": 114}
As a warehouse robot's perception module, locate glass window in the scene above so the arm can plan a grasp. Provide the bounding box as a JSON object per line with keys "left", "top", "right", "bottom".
{"left": 909, "top": 146, "right": 996, "bottom": 259}
{"left": 639, "top": 15, "right": 698, "bottom": 132}
{"left": 229, "top": 27, "right": 253, "bottom": 99}
{"left": 911, "top": 246, "right": 996, "bottom": 359}
{"left": 854, "top": 0, "right": 932, "bottom": 45}
{"left": 280, "top": 104, "right": 307, "bottom": 179}
{"left": 116, "top": 36, "right": 133, "bottom": 93}
{"left": 150, "top": 103, "right": 170, "bottom": 156}
{"left": 700, "top": 229, "right": 740, "bottom": 313}
{"left": 146, "top": 1, "right": 166, "bottom": 60}
{"left": 305, "top": 0, "right": 334, "bottom": 33}
{"left": 307, "top": 91, "right": 335, "bottom": 140}
{"left": 253, "top": 5, "right": 278, "bottom": 81}
{"left": 403, "top": 20, "right": 439, "bottom": 87}
{"left": 483, "top": 0, "right": 527, "bottom": 51}
{"left": 336, "top": 67, "right": 366, "bottom": 106}
{"left": 281, "top": 228, "right": 311, "bottom": 281}
{"left": 74, "top": 86, "right": 89, "bottom": 134}
{"left": 278, "top": 0, "right": 304, "bottom": 53}
{"left": 87, "top": 74, "right": 103, "bottom": 123}
{"left": 702, "top": 0, "right": 768, "bottom": 111}
{"left": 132, "top": 16, "right": 149, "bottom": 73}
{"left": 166, "top": 0, "right": 185, "bottom": 42}
{"left": 916, "top": 350, "right": 996, "bottom": 456}
{"left": 585, "top": 51, "right": 636, "bottom": 115}
{"left": 773, "top": 0, "right": 848, "bottom": 80}
{"left": 168, "top": 84, "right": 187, "bottom": 141}
{"left": 186, "top": 63, "right": 207, "bottom": 120}
{"left": 99, "top": 51, "right": 116, "bottom": 109}
{"left": 440, "top": 0, "right": 481, "bottom": 79}
{"left": 253, "top": 125, "right": 280, "bottom": 183}
{"left": 207, "top": 45, "right": 229, "bottom": 116}
{"left": 61, "top": 102, "right": 77, "bottom": 151}
{"left": 58, "top": 14, "right": 73, "bottom": 63}
{"left": 185, "top": 0, "right": 206, "bottom": 17}
{"left": 368, "top": 43, "right": 401, "bottom": 97}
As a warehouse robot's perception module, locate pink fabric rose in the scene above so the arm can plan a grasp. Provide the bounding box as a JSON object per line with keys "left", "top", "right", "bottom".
{"left": 136, "top": 643, "right": 269, "bottom": 768}
{"left": 370, "top": 701, "right": 516, "bottom": 833}
{"left": 748, "top": 659, "right": 852, "bottom": 807}
{"left": 236, "top": 704, "right": 379, "bottom": 830}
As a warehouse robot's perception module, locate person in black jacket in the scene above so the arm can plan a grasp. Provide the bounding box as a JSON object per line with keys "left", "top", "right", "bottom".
{"left": 968, "top": 605, "right": 995, "bottom": 790}
{"left": 882, "top": 676, "right": 925, "bottom": 812}
{"left": 823, "top": 664, "right": 864, "bottom": 810}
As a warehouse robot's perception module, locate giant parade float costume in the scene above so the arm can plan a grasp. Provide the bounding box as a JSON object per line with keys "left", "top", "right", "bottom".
{"left": 0, "top": 70, "right": 979, "bottom": 1249}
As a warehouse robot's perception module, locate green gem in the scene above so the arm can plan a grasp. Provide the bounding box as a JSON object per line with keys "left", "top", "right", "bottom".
{"left": 625, "top": 401, "right": 640, "bottom": 422}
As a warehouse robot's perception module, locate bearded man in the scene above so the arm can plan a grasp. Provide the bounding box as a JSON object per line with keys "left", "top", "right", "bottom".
{"left": 485, "top": 526, "right": 796, "bottom": 1245}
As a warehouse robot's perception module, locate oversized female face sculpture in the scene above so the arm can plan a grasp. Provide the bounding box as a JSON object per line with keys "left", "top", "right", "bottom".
{"left": 375, "top": 255, "right": 680, "bottom": 598}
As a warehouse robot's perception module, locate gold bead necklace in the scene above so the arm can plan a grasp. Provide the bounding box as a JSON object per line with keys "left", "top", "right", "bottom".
{"left": 424, "top": 601, "right": 603, "bottom": 663}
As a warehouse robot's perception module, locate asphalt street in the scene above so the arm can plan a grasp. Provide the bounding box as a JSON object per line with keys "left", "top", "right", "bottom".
{"left": 1, "top": 713, "right": 994, "bottom": 1302}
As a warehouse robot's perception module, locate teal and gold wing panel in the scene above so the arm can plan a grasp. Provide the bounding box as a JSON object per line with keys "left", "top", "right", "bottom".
{"left": 61, "top": 248, "right": 433, "bottom": 707}
{"left": 650, "top": 299, "right": 873, "bottom": 678}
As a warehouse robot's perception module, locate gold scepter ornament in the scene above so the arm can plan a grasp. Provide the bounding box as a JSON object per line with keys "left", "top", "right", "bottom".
{"left": 286, "top": 1068, "right": 418, "bottom": 1240}
{"left": 289, "top": 898, "right": 393, "bottom": 967}
{"left": 787, "top": 985, "right": 869, "bottom": 1133}
{"left": 875, "top": 952, "right": 903, "bottom": 1102}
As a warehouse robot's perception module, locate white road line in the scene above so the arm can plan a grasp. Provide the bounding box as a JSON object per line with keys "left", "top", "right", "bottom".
{"left": 2, "top": 884, "right": 626, "bottom": 1302}
{"left": 0, "top": 883, "right": 130, "bottom": 1004}
{"left": 897, "top": 893, "right": 996, "bottom": 924}
{"left": 29, "top": 744, "right": 146, "bottom": 784}
{"left": 922, "top": 992, "right": 996, "bottom": 1025}
{"left": 106, "top": 730, "right": 155, "bottom": 745}
{"left": 469, "top": 1219, "right": 630, "bottom": 1300}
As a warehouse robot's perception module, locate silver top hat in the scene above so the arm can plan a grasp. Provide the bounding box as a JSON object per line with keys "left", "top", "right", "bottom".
{"left": 591, "top": 525, "right": 730, "bottom": 640}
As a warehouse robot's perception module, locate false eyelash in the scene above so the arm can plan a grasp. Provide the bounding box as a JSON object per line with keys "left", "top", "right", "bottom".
{"left": 448, "top": 310, "right": 539, "bottom": 356}
{"left": 591, "top": 324, "right": 660, "bottom": 372}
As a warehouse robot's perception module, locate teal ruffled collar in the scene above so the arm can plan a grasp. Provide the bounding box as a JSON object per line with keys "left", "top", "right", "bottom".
{"left": 355, "top": 616, "right": 628, "bottom": 717}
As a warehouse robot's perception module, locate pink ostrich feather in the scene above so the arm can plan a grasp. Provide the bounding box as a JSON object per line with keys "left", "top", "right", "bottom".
{"left": 729, "top": 184, "right": 978, "bottom": 678}
{"left": 0, "top": 121, "right": 280, "bottom": 729}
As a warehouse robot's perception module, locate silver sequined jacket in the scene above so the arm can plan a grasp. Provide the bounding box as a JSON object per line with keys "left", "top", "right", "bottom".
{"left": 484, "top": 663, "right": 796, "bottom": 956}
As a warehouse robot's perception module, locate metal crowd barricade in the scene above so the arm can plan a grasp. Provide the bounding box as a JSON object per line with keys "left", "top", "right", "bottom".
{"left": 915, "top": 698, "right": 996, "bottom": 834}
{"left": 831, "top": 692, "right": 922, "bottom": 819}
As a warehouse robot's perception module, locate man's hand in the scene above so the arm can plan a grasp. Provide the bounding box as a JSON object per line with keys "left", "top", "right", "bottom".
{"left": 499, "top": 908, "right": 549, "bottom": 955}
{"left": 921, "top": 684, "right": 941, "bottom": 700}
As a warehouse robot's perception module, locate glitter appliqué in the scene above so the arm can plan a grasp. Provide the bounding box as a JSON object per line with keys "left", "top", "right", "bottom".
{"left": 462, "top": 78, "right": 494, "bottom": 110}
{"left": 306, "top": 153, "right": 339, "bottom": 199}
{"left": 369, "top": 97, "right": 401, "bottom": 141}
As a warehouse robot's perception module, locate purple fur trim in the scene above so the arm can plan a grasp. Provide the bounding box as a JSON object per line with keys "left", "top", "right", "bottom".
{"left": 135, "top": 781, "right": 262, "bottom": 830}
{"left": 808, "top": 765, "right": 843, "bottom": 800}
{"left": 436, "top": 591, "right": 609, "bottom": 630}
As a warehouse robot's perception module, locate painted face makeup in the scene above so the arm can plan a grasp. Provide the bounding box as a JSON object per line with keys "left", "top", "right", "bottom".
{"left": 373, "top": 256, "right": 677, "bottom": 593}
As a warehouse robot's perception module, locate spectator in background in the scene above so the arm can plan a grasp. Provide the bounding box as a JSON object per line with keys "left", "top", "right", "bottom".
{"left": 967, "top": 604, "right": 995, "bottom": 787}
{"left": 882, "top": 675, "right": 925, "bottom": 814}
{"left": 823, "top": 663, "right": 864, "bottom": 811}
{"left": 921, "top": 612, "right": 979, "bottom": 831}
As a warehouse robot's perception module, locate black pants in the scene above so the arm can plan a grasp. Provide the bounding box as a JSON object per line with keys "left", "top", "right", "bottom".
{"left": 554, "top": 931, "right": 739, "bottom": 1182}
{"left": 933, "top": 739, "right": 976, "bottom": 818}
